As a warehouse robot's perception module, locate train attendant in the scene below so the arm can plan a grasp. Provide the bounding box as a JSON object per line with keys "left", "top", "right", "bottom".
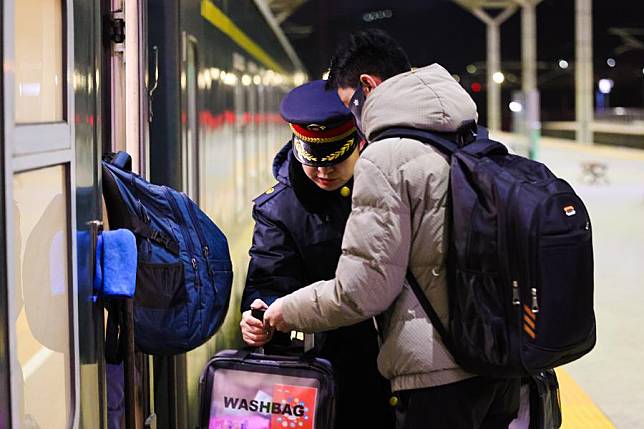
{"left": 239, "top": 80, "right": 393, "bottom": 429}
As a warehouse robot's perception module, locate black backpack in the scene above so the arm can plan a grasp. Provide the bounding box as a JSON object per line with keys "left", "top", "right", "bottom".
{"left": 101, "top": 152, "right": 233, "bottom": 355}
{"left": 374, "top": 126, "right": 596, "bottom": 377}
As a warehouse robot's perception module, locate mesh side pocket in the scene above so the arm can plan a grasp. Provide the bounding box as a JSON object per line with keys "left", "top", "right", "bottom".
{"left": 135, "top": 261, "right": 186, "bottom": 309}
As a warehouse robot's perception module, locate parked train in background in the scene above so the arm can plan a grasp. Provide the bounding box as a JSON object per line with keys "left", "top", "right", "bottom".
{"left": 1, "top": 0, "right": 306, "bottom": 427}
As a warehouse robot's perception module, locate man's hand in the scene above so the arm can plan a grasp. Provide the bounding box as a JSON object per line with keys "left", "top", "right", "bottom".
{"left": 240, "top": 299, "right": 272, "bottom": 347}
{"left": 264, "top": 297, "right": 293, "bottom": 333}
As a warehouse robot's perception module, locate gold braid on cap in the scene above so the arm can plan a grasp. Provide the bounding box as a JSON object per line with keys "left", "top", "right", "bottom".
{"left": 294, "top": 138, "right": 318, "bottom": 162}
{"left": 289, "top": 123, "right": 357, "bottom": 144}
{"left": 320, "top": 139, "right": 356, "bottom": 162}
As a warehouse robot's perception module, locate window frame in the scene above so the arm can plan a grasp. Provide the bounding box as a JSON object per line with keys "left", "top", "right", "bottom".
{"left": 181, "top": 32, "right": 200, "bottom": 202}
{"left": 0, "top": 0, "right": 11, "bottom": 427}
{"left": 2, "top": 0, "right": 80, "bottom": 427}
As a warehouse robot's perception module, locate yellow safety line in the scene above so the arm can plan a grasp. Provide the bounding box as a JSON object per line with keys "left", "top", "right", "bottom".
{"left": 200, "top": 0, "right": 286, "bottom": 74}
{"left": 557, "top": 368, "right": 616, "bottom": 429}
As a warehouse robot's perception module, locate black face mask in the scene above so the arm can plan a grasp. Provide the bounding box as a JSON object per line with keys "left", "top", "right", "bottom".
{"left": 348, "top": 88, "right": 367, "bottom": 141}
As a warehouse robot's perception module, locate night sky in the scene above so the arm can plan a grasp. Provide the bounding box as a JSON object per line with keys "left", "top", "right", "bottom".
{"left": 283, "top": 0, "right": 644, "bottom": 126}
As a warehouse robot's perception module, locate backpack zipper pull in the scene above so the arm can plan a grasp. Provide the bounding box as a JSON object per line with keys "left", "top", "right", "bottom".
{"left": 531, "top": 288, "right": 539, "bottom": 313}
{"left": 512, "top": 281, "right": 520, "bottom": 305}
{"left": 192, "top": 257, "right": 201, "bottom": 288}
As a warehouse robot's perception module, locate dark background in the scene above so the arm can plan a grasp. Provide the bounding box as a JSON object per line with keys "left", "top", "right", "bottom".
{"left": 280, "top": 0, "right": 644, "bottom": 126}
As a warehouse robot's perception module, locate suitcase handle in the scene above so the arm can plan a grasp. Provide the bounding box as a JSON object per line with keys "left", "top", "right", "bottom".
{"left": 250, "top": 308, "right": 315, "bottom": 353}
{"left": 251, "top": 308, "right": 265, "bottom": 321}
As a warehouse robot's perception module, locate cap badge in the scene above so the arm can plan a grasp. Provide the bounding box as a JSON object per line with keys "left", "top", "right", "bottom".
{"left": 306, "top": 123, "right": 327, "bottom": 131}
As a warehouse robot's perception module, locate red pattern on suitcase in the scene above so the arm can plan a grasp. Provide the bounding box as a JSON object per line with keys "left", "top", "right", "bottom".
{"left": 270, "top": 384, "right": 317, "bottom": 429}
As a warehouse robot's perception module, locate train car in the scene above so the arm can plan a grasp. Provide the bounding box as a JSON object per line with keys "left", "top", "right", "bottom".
{"left": 1, "top": 0, "right": 305, "bottom": 427}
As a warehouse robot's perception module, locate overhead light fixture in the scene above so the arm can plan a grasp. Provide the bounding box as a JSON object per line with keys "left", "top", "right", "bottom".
{"left": 606, "top": 58, "right": 616, "bottom": 68}
{"left": 363, "top": 10, "right": 393, "bottom": 22}
{"left": 558, "top": 60, "right": 569, "bottom": 69}
{"left": 493, "top": 72, "right": 505, "bottom": 84}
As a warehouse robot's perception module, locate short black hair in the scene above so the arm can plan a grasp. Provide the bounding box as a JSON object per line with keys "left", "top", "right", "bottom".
{"left": 326, "top": 29, "right": 411, "bottom": 90}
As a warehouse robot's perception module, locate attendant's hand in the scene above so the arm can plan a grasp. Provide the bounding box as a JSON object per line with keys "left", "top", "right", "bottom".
{"left": 264, "top": 297, "right": 293, "bottom": 333}
{"left": 240, "top": 299, "right": 272, "bottom": 347}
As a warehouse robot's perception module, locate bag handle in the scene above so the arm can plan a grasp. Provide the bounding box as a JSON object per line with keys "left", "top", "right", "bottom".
{"left": 111, "top": 151, "right": 133, "bottom": 171}
{"left": 248, "top": 309, "right": 317, "bottom": 360}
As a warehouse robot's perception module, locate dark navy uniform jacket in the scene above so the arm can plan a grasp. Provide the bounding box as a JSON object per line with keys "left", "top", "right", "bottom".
{"left": 242, "top": 142, "right": 393, "bottom": 429}
{"left": 243, "top": 142, "right": 351, "bottom": 308}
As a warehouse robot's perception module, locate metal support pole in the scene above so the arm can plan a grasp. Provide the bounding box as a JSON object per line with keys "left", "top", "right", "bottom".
{"left": 516, "top": 0, "right": 538, "bottom": 92}
{"left": 487, "top": 22, "right": 501, "bottom": 131}
{"left": 576, "top": 0, "right": 593, "bottom": 144}
{"left": 517, "top": 0, "right": 542, "bottom": 158}
{"left": 471, "top": 6, "right": 517, "bottom": 132}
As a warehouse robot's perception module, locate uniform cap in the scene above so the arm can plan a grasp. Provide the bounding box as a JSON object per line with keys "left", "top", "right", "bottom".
{"left": 280, "top": 80, "right": 358, "bottom": 167}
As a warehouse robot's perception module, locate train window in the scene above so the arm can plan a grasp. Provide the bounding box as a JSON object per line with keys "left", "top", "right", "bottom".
{"left": 234, "top": 77, "right": 246, "bottom": 216}
{"left": 12, "top": 165, "right": 72, "bottom": 428}
{"left": 183, "top": 36, "right": 200, "bottom": 201}
{"left": 14, "top": 0, "right": 64, "bottom": 124}
{"left": 246, "top": 80, "right": 258, "bottom": 200}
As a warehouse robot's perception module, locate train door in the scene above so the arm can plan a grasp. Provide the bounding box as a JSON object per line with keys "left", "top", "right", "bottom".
{"left": 2, "top": 0, "right": 82, "bottom": 427}
{"left": 106, "top": 0, "right": 156, "bottom": 427}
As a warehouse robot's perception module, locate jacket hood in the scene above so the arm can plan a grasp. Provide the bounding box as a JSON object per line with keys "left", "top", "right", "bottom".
{"left": 362, "top": 64, "right": 478, "bottom": 140}
{"left": 272, "top": 142, "right": 292, "bottom": 185}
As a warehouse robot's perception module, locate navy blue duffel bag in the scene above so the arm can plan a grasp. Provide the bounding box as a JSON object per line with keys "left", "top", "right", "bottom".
{"left": 101, "top": 151, "right": 233, "bottom": 355}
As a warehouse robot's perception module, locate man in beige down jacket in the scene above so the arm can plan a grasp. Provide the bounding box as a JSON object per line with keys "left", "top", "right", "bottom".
{"left": 264, "top": 29, "right": 519, "bottom": 428}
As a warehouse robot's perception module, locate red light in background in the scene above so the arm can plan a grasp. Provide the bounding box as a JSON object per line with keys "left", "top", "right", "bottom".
{"left": 471, "top": 82, "right": 482, "bottom": 93}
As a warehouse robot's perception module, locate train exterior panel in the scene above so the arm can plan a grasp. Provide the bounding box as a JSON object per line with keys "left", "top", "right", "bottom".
{"left": 1, "top": 0, "right": 303, "bottom": 427}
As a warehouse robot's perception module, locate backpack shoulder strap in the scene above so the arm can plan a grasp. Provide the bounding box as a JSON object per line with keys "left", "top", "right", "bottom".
{"left": 371, "top": 125, "right": 507, "bottom": 159}
{"left": 405, "top": 269, "right": 455, "bottom": 352}
{"left": 371, "top": 127, "right": 458, "bottom": 157}
{"left": 461, "top": 138, "right": 508, "bottom": 158}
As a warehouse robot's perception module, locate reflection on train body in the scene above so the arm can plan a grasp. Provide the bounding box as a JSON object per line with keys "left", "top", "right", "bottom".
{"left": 13, "top": 168, "right": 72, "bottom": 428}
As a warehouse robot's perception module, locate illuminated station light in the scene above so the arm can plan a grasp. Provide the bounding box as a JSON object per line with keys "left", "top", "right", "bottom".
{"left": 598, "top": 78, "right": 614, "bottom": 94}
{"left": 509, "top": 101, "right": 523, "bottom": 113}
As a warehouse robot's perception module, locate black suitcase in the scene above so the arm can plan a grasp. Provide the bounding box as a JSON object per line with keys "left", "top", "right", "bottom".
{"left": 199, "top": 348, "right": 335, "bottom": 429}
